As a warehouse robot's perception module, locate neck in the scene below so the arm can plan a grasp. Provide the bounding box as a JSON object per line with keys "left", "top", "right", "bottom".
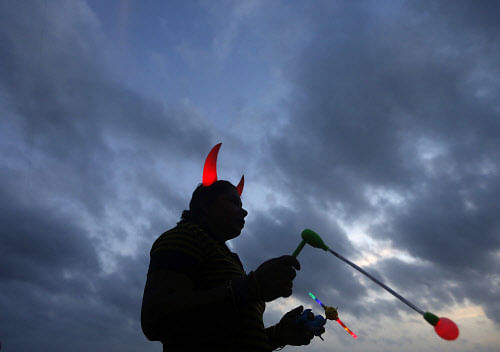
{"left": 190, "top": 218, "right": 226, "bottom": 244}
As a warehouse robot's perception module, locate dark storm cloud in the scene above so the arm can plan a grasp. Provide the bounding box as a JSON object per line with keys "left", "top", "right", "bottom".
{"left": 0, "top": 3, "right": 210, "bottom": 248}
{"left": 0, "top": 1, "right": 213, "bottom": 351}
{"left": 0, "top": 258, "right": 150, "bottom": 352}
{"left": 371, "top": 173, "right": 500, "bottom": 323}
{"left": 0, "top": 165, "right": 150, "bottom": 351}
{"left": 0, "top": 0, "right": 211, "bottom": 226}
{"left": 0, "top": 168, "right": 99, "bottom": 289}
{"left": 2, "top": 0, "right": 499, "bottom": 351}
{"left": 264, "top": 0, "right": 500, "bottom": 324}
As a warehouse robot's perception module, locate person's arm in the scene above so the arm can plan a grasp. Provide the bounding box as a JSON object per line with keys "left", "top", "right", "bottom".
{"left": 265, "top": 324, "right": 286, "bottom": 350}
{"left": 141, "top": 268, "right": 233, "bottom": 341}
{"left": 141, "top": 254, "right": 302, "bottom": 341}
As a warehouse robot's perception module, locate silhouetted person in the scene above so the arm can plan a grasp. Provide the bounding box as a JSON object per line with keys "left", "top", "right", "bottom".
{"left": 141, "top": 144, "right": 320, "bottom": 351}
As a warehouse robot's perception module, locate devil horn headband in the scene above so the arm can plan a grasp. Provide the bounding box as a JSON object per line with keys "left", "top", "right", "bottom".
{"left": 202, "top": 143, "right": 244, "bottom": 196}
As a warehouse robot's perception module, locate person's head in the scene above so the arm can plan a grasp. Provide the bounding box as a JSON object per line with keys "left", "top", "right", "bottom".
{"left": 179, "top": 180, "right": 248, "bottom": 242}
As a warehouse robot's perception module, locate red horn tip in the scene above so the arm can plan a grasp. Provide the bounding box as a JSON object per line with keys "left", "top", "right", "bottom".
{"left": 236, "top": 175, "right": 244, "bottom": 196}
{"left": 202, "top": 143, "right": 222, "bottom": 186}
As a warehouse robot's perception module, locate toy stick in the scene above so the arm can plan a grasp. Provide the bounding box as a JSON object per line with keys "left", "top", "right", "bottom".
{"left": 294, "top": 229, "right": 459, "bottom": 340}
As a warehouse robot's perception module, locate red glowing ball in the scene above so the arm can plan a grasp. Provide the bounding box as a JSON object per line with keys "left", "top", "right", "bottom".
{"left": 434, "top": 317, "right": 459, "bottom": 340}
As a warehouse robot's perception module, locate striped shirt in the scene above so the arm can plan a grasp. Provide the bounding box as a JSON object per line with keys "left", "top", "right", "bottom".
{"left": 148, "top": 221, "right": 273, "bottom": 351}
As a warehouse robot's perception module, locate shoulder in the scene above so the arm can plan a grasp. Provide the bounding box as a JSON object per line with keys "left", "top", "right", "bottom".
{"left": 148, "top": 222, "right": 213, "bottom": 274}
{"left": 151, "top": 222, "right": 211, "bottom": 254}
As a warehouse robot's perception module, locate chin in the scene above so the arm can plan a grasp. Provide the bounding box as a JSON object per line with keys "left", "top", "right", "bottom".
{"left": 225, "top": 229, "right": 242, "bottom": 241}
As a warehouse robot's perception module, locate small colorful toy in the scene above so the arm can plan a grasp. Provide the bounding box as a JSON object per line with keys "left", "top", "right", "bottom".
{"left": 296, "top": 309, "right": 327, "bottom": 340}
{"left": 309, "top": 292, "right": 358, "bottom": 339}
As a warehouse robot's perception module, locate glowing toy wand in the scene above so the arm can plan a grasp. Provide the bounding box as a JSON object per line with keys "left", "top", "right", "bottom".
{"left": 292, "top": 229, "right": 460, "bottom": 341}
{"left": 309, "top": 292, "right": 358, "bottom": 339}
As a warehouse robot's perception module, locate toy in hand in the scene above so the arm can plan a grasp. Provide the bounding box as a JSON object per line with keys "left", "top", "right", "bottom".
{"left": 296, "top": 308, "right": 327, "bottom": 340}
{"left": 309, "top": 292, "right": 358, "bottom": 339}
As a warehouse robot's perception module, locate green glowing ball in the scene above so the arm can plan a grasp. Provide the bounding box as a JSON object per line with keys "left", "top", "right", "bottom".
{"left": 301, "top": 229, "right": 329, "bottom": 251}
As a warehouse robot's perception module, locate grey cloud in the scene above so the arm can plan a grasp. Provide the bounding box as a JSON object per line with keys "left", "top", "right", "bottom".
{"left": 2, "top": 0, "right": 499, "bottom": 351}
{"left": 264, "top": 0, "right": 500, "bottom": 327}
{"left": 0, "top": 1, "right": 212, "bottom": 351}
{"left": 0, "top": 169, "right": 99, "bottom": 290}
{"left": 1, "top": 0, "right": 212, "bottom": 220}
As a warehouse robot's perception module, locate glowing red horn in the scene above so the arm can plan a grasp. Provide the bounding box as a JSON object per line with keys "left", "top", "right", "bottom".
{"left": 202, "top": 143, "right": 221, "bottom": 186}
{"left": 202, "top": 143, "right": 244, "bottom": 197}
{"left": 236, "top": 175, "right": 244, "bottom": 196}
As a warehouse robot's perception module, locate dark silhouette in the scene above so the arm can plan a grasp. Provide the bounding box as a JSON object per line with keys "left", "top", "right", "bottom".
{"left": 141, "top": 180, "right": 321, "bottom": 351}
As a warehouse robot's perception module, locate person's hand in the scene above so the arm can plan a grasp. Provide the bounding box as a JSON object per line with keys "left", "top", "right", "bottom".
{"left": 275, "top": 306, "right": 322, "bottom": 346}
{"left": 253, "top": 255, "right": 300, "bottom": 302}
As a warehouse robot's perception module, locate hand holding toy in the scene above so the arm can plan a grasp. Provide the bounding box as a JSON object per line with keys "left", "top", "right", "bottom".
{"left": 253, "top": 255, "right": 300, "bottom": 301}
{"left": 296, "top": 309, "right": 327, "bottom": 340}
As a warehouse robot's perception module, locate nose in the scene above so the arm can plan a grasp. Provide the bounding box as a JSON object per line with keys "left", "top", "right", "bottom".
{"left": 242, "top": 208, "right": 248, "bottom": 218}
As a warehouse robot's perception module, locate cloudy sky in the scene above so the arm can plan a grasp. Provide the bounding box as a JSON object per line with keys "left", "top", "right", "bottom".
{"left": 1, "top": 0, "right": 499, "bottom": 351}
